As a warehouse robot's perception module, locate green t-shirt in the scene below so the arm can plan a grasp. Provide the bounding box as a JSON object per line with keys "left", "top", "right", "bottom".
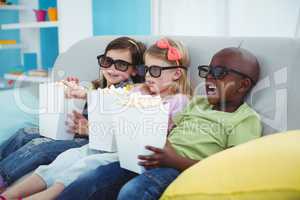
{"left": 168, "top": 96, "right": 262, "bottom": 161}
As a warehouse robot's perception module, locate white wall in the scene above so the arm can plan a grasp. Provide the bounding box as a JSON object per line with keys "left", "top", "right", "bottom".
{"left": 153, "top": 0, "right": 300, "bottom": 37}
{"left": 57, "top": 0, "right": 93, "bottom": 53}
{"left": 153, "top": 0, "right": 227, "bottom": 36}
{"left": 229, "top": 0, "right": 300, "bottom": 37}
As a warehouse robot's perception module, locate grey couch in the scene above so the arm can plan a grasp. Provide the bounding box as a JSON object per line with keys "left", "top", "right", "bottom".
{"left": 50, "top": 36, "right": 300, "bottom": 135}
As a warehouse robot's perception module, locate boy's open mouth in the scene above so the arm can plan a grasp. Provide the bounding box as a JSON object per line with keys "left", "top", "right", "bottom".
{"left": 206, "top": 83, "right": 217, "bottom": 95}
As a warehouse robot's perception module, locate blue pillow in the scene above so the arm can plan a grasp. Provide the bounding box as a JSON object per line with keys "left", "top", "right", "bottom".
{"left": 0, "top": 86, "right": 39, "bottom": 144}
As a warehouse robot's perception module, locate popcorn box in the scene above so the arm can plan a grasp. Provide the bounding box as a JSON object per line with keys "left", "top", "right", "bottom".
{"left": 39, "top": 82, "right": 85, "bottom": 140}
{"left": 87, "top": 86, "right": 129, "bottom": 152}
{"left": 114, "top": 93, "right": 169, "bottom": 174}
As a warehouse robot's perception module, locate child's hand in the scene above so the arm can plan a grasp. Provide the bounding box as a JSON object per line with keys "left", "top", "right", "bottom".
{"left": 66, "top": 76, "right": 79, "bottom": 84}
{"left": 66, "top": 110, "right": 89, "bottom": 136}
{"left": 65, "top": 87, "right": 87, "bottom": 99}
{"left": 62, "top": 77, "right": 87, "bottom": 99}
{"left": 138, "top": 140, "right": 199, "bottom": 171}
{"left": 61, "top": 76, "right": 80, "bottom": 88}
{"left": 138, "top": 140, "right": 178, "bottom": 169}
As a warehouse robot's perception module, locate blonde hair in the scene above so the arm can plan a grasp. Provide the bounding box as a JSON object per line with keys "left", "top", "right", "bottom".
{"left": 144, "top": 37, "right": 192, "bottom": 97}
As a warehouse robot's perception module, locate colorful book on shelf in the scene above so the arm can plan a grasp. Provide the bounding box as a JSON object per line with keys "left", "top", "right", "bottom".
{"left": 27, "top": 69, "right": 48, "bottom": 77}
{"left": 7, "top": 66, "right": 24, "bottom": 75}
{"left": 0, "top": 40, "right": 17, "bottom": 45}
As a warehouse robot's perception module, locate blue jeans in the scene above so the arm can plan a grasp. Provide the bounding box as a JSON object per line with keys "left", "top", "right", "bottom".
{"left": 0, "top": 127, "right": 88, "bottom": 186}
{"left": 57, "top": 162, "right": 180, "bottom": 200}
{"left": 57, "top": 162, "right": 137, "bottom": 200}
{"left": 117, "top": 167, "right": 180, "bottom": 200}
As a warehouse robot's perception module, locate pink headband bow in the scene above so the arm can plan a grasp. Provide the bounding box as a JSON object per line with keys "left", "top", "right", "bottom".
{"left": 156, "top": 39, "right": 182, "bottom": 65}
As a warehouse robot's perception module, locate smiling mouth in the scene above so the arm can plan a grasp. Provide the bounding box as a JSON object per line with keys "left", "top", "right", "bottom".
{"left": 146, "top": 80, "right": 155, "bottom": 85}
{"left": 107, "top": 73, "right": 120, "bottom": 78}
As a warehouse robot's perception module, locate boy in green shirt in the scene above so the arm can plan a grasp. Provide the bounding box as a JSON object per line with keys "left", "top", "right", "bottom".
{"left": 117, "top": 47, "right": 262, "bottom": 199}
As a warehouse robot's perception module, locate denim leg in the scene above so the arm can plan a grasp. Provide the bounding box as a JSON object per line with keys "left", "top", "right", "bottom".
{"left": 0, "top": 127, "right": 40, "bottom": 160}
{"left": 0, "top": 137, "right": 88, "bottom": 186}
{"left": 118, "top": 168, "right": 180, "bottom": 200}
{"left": 57, "top": 162, "right": 137, "bottom": 200}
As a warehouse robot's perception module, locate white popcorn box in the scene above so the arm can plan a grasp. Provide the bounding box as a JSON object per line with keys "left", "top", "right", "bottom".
{"left": 114, "top": 94, "right": 169, "bottom": 174}
{"left": 39, "top": 82, "right": 85, "bottom": 140}
{"left": 87, "top": 87, "right": 129, "bottom": 152}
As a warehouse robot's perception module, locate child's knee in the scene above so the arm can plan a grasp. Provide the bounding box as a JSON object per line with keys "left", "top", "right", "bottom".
{"left": 23, "top": 127, "right": 39, "bottom": 135}
{"left": 15, "top": 128, "right": 30, "bottom": 139}
{"left": 118, "top": 175, "right": 152, "bottom": 200}
{"left": 118, "top": 181, "right": 140, "bottom": 200}
{"left": 15, "top": 127, "right": 40, "bottom": 144}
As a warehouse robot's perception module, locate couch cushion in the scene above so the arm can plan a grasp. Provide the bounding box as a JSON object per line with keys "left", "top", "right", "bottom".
{"left": 160, "top": 130, "right": 300, "bottom": 200}
{"left": 0, "top": 85, "right": 39, "bottom": 144}
{"left": 51, "top": 36, "right": 300, "bottom": 134}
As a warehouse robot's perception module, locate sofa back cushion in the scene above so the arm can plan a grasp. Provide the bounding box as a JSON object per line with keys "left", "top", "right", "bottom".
{"left": 52, "top": 36, "right": 300, "bottom": 134}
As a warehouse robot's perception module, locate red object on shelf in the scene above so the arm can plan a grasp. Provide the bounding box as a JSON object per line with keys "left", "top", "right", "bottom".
{"left": 7, "top": 80, "right": 14, "bottom": 86}
{"left": 34, "top": 9, "right": 47, "bottom": 22}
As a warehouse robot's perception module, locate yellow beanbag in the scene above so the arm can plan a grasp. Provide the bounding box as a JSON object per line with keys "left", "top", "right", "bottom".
{"left": 161, "top": 130, "right": 300, "bottom": 200}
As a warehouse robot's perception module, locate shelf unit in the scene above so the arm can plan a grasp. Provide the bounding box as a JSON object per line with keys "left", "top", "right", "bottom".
{"left": 0, "top": 0, "right": 61, "bottom": 83}
{"left": 1, "top": 0, "right": 93, "bottom": 83}
{"left": 0, "top": 5, "right": 32, "bottom": 10}
{"left": 0, "top": 44, "right": 24, "bottom": 49}
{"left": 1, "top": 21, "right": 59, "bottom": 30}
{"left": 4, "top": 73, "right": 49, "bottom": 83}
